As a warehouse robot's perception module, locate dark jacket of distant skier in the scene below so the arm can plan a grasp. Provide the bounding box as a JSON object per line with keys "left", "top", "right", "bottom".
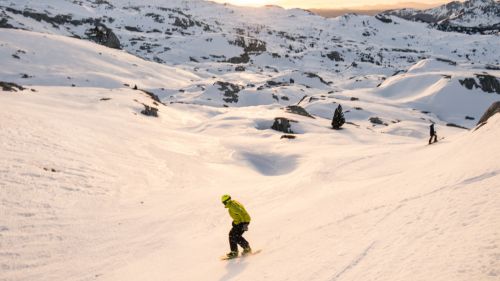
{"left": 222, "top": 194, "right": 252, "bottom": 258}
{"left": 429, "top": 123, "right": 438, "bottom": 144}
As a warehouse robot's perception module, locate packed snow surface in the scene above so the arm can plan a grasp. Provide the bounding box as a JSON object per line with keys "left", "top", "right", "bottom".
{"left": 1, "top": 1, "right": 500, "bottom": 281}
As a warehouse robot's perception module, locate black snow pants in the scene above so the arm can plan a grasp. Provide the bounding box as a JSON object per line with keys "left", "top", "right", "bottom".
{"left": 429, "top": 133, "right": 437, "bottom": 144}
{"left": 229, "top": 222, "right": 250, "bottom": 252}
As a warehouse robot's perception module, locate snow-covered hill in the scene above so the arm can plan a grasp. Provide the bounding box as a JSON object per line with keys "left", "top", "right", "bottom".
{"left": 1, "top": 1, "right": 500, "bottom": 281}
{"left": 381, "top": 0, "right": 500, "bottom": 34}
{"left": 1, "top": 0, "right": 499, "bottom": 127}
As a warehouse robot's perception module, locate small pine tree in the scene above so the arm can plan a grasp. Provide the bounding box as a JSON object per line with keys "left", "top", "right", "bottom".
{"left": 331, "top": 104, "right": 345, "bottom": 130}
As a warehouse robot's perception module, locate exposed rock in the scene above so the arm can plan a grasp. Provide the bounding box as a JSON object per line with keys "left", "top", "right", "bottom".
{"left": 285, "top": 105, "right": 315, "bottom": 118}
{"left": 145, "top": 13, "right": 165, "bottom": 23}
{"left": 369, "top": 117, "right": 388, "bottom": 126}
{"left": 446, "top": 123, "right": 469, "bottom": 130}
{"left": 326, "top": 51, "right": 344, "bottom": 62}
{"left": 141, "top": 104, "right": 159, "bottom": 117}
{"left": 0, "top": 18, "right": 14, "bottom": 29}
{"left": 215, "top": 81, "right": 243, "bottom": 103}
{"left": 459, "top": 77, "right": 479, "bottom": 90}
{"left": 476, "top": 74, "right": 500, "bottom": 94}
{"left": 304, "top": 72, "right": 330, "bottom": 85}
{"left": 85, "top": 24, "right": 121, "bottom": 49}
{"left": 230, "top": 36, "right": 267, "bottom": 54}
{"left": 271, "top": 117, "right": 294, "bottom": 133}
{"left": 227, "top": 53, "right": 249, "bottom": 64}
{"left": 436, "top": 57, "right": 457, "bottom": 66}
{"left": 280, "top": 134, "right": 296, "bottom": 139}
{"left": 375, "top": 15, "right": 392, "bottom": 23}
{"left": 459, "top": 74, "right": 500, "bottom": 94}
{"left": 124, "top": 26, "right": 142, "bottom": 32}
{"left": 4, "top": 7, "right": 99, "bottom": 28}
{"left": 485, "top": 65, "right": 500, "bottom": 71}
{"left": 0, "top": 81, "right": 25, "bottom": 92}
{"left": 477, "top": 101, "right": 500, "bottom": 125}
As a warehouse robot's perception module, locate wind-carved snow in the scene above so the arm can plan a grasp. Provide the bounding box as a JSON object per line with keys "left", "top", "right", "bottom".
{"left": 236, "top": 151, "right": 298, "bottom": 176}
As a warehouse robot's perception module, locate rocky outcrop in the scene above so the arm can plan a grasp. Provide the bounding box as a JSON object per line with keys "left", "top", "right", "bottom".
{"left": 477, "top": 101, "right": 500, "bottom": 125}
{"left": 0, "top": 81, "right": 25, "bottom": 92}
{"left": 215, "top": 81, "right": 243, "bottom": 103}
{"left": 0, "top": 18, "right": 14, "bottom": 28}
{"left": 271, "top": 117, "right": 294, "bottom": 133}
{"left": 459, "top": 74, "right": 500, "bottom": 94}
{"left": 380, "top": 0, "right": 500, "bottom": 35}
{"left": 369, "top": 117, "right": 388, "bottom": 126}
{"left": 141, "top": 104, "right": 159, "bottom": 117}
{"left": 285, "top": 105, "right": 315, "bottom": 118}
{"left": 85, "top": 24, "right": 121, "bottom": 49}
{"left": 326, "top": 51, "right": 344, "bottom": 62}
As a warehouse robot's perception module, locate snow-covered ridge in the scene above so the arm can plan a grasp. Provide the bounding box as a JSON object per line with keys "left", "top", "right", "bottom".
{"left": 1, "top": 30, "right": 499, "bottom": 278}
{"left": 381, "top": 0, "right": 500, "bottom": 33}
{"left": 1, "top": 0, "right": 499, "bottom": 128}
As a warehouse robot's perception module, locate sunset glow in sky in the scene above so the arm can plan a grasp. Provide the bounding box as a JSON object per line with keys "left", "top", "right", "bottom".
{"left": 211, "top": 0, "right": 449, "bottom": 9}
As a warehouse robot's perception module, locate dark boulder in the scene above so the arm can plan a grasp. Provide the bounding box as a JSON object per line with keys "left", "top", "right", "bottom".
{"left": 0, "top": 81, "right": 25, "bottom": 92}
{"left": 141, "top": 104, "right": 159, "bottom": 117}
{"left": 85, "top": 24, "right": 121, "bottom": 49}
{"left": 271, "top": 117, "right": 294, "bottom": 133}
{"left": 369, "top": 117, "right": 388, "bottom": 126}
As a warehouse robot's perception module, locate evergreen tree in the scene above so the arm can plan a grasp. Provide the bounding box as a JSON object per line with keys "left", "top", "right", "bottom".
{"left": 331, "top": 104, "right": 345, "bottom": 130}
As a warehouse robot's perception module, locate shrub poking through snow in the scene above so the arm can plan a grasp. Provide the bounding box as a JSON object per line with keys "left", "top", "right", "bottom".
{"left": 141, "top": 104, "right": 159, "bottom": 117}
{"left": 331, "top": 104, "right": 345, "bottom": 130}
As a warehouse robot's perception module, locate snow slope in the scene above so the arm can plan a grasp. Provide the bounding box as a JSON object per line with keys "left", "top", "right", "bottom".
{"left": 1, "top": 1, "right": 500, "bottom": 281}
{"left": 1, "top": 26, "right": 500, "bottom": 281}
{"left": 1, "top": 0, "right": 499, "bottom": 129}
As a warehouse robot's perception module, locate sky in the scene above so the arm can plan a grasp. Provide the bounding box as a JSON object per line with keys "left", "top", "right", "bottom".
{"left": 210, "top": 0, "right": 450, "bottom": 9}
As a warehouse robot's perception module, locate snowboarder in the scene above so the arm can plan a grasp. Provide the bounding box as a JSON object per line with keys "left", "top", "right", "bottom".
{"left": 221, "top": 194, "right": 252, "bottom": 259}
{"left": 429, "top": 123, "right": 438, "bottom": 144}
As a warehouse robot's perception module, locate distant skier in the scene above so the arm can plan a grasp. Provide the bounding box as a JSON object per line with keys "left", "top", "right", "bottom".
{"left": 221, "top": 194, "right": 252, "bottom": 259}
{"left": 429, "top": 123, "right": 438, "bottom": 144}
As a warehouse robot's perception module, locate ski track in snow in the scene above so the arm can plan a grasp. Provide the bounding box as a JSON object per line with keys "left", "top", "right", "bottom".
{"left": 329, "top": 242, "right": 377, "bottom": 281}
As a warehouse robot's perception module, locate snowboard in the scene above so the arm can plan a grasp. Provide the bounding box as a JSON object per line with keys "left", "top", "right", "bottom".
{"left": 220, "top": 249, "right": 262, "bottom": 261}
{"left": 428, "top": 137, "right": 445, "bottom": 145}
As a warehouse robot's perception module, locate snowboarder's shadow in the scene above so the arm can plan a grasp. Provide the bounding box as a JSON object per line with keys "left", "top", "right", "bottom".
{"left": 218, "top": 259, "right": 248, "bottom": 281}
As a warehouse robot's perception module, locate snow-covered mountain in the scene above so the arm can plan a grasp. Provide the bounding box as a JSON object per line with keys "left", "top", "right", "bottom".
{"left": 1, "top": 1, "right": 500, "bottom": 281}
{"left": 1, "top": 0, "right": 499, "bottom": 127}
{"left": 381, "top": 0, "right": 500, "bottom": 34}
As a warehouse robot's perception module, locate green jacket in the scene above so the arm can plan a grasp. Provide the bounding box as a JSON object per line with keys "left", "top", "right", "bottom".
{"left": 225, "top": 200, "right": 251, "bottom": 225}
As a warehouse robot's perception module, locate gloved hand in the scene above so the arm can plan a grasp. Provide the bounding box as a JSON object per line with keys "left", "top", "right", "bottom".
{"left": 242, "top": 223, "right": 249, "bottom": 231}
